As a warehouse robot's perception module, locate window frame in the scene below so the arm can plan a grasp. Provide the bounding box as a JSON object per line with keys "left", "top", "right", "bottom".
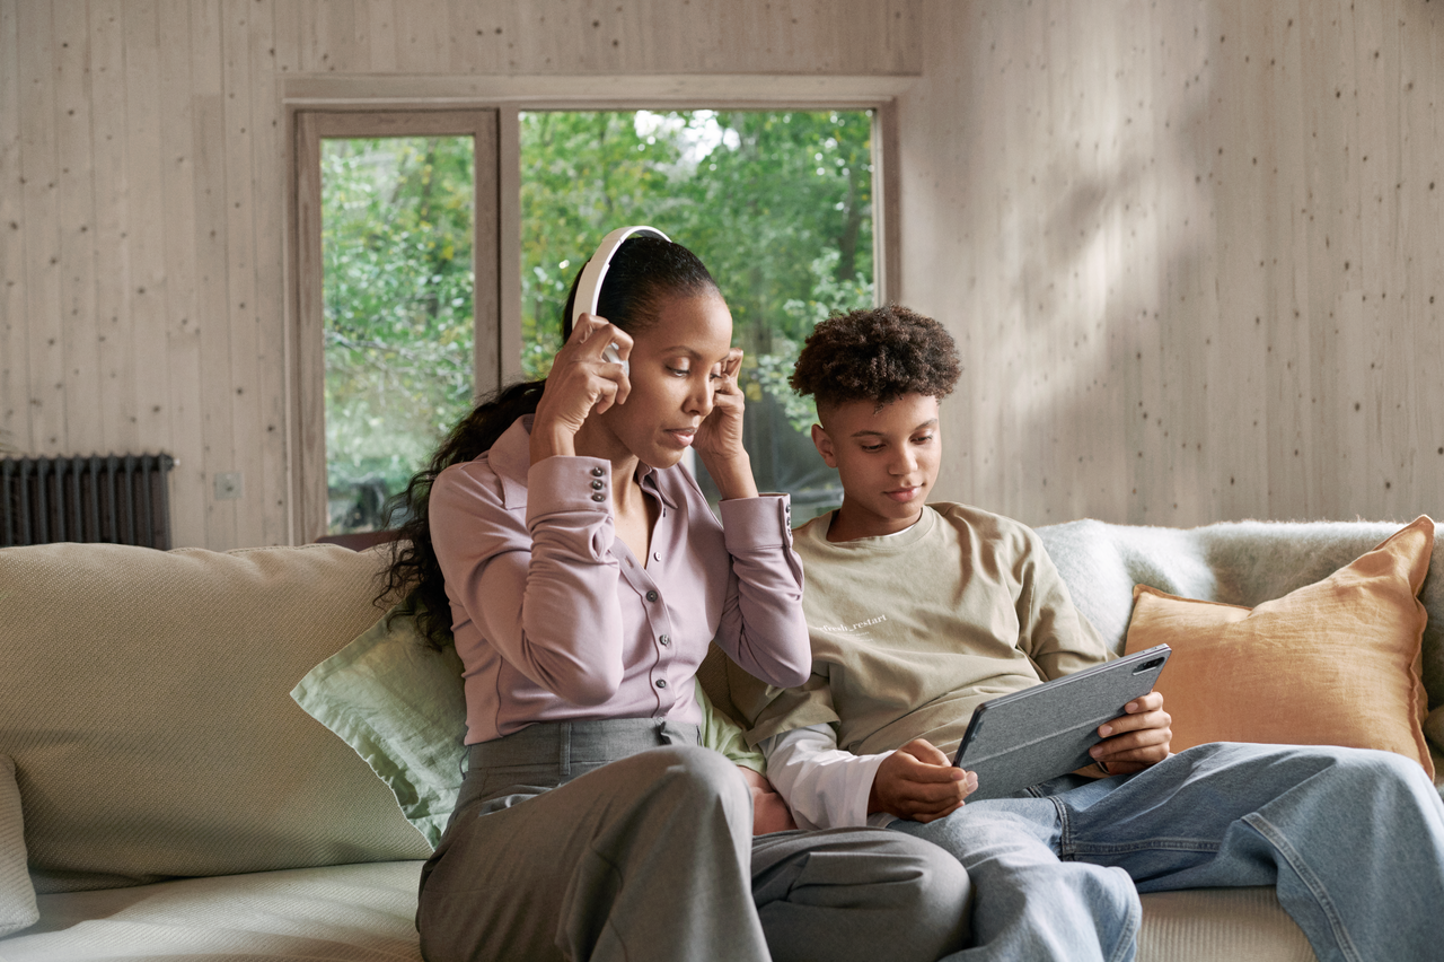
{"left": 284, "top": 77, "right": 910, "bottom": 543}
{"left": 289, "top": 108, "right": 503, "bottom": 543}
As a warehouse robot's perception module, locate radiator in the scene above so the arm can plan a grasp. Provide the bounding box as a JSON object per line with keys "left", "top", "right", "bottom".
{"left": 1, "top": 453, "right": 176, "bottom": 549}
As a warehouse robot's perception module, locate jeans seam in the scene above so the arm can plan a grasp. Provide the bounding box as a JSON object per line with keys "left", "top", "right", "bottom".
{"left": 1054, "top": 795, "right": 1142, "bottom": 962}
{"left": 1052, "top": 791, "right": 1221, "bottom": 859}
{"left": 1051, "top": 793, "right": 1072, "bottom": 854}
{"left": 1069, "top": 838, "right": 1221, "bottom": 856}
{"left": 1105, "top": 887, "right": 1141, "bottom": 962}
{"left": 1243, "top": 812, "right": 1362, "bottom": 962}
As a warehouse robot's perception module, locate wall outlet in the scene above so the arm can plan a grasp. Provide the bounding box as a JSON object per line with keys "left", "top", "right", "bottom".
{"left": 214, "top": 471, "right": 244, "bottom": 500}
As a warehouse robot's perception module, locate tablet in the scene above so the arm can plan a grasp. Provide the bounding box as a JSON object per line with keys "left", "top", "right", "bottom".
{"left": 951, "top": 644, "right": 1171, "bottom": 800}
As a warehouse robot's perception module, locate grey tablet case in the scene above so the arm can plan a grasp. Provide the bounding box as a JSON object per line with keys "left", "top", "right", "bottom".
{"left": 951, "top": 644, "right": 1171, "bottom": 800}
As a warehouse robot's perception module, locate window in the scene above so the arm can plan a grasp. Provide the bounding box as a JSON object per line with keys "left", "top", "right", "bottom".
{"left": 321, "top": 135, "right": 475, "bottom": 533}
{"left": 519, "top": 109, "right": 877, "bottom": 518}
{"left": 289, "top": 94, "right": 896, "bottom": 542}
{"left": 292, "top": 111, "right": 500, "bottom": 540}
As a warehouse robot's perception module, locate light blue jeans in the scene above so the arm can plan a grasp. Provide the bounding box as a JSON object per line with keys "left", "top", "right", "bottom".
{"left": 893, "top": 742, "right": 1444, "bottom": 962}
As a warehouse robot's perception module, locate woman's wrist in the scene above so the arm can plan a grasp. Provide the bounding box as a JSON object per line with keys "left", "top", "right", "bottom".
{"left": 529, "top": 421, "right": 577, "bottom": 464}
{"left": 702, "top": 451, "right": 758, "bottom": 500}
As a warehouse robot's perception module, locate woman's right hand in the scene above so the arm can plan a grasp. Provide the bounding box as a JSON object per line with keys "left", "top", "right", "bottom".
{"left": 530, "top": 314, "right": 633, "bottom": 463}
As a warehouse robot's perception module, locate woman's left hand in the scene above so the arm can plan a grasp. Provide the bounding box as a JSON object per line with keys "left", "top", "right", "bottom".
{"left": 1088, "top": 691, "right": 1172, "bottom": 774}
{"left": 694, "top": 348, "right": 758, "bottom": 500}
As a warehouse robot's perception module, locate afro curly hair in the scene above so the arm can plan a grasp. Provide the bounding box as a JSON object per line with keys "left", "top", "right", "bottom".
{"left": 790, "top": 305, "right": 961, "bottom": 412}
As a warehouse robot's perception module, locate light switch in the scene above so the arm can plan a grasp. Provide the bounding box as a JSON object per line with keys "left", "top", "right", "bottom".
{"left": 214, "top": 472, "right": 244, "bottom": 500}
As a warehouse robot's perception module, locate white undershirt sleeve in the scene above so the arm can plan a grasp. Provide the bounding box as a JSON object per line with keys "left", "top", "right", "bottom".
{"left": 760, "top": 724, "right": 896, "bottom": 829}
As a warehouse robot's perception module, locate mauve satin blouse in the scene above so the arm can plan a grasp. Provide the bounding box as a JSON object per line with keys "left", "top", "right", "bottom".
{"left": 430, "top": 416, "right": 811, "bottom": 745}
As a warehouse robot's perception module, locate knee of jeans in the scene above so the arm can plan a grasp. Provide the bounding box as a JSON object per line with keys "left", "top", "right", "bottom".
{"left": 1071, "top": 861, "right": 1141, "bottom": 910}
{"left": 1323, "top": 745, "right": 1434, "bottom": 795}
{"left": 921, "top": 801, "right": 1063, "bottom": 862}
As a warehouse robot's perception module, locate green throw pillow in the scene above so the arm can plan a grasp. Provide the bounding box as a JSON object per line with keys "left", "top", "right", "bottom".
{"left": 0, "top": 755, "right": 39, "bottom": 937}
{"left": 291, "top": 596, "right": 766, "bottom": 849}
{"left": 291, "top": 597, "right": 467, "bottom": 849}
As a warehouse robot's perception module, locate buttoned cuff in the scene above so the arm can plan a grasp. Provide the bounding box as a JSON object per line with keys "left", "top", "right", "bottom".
{"left": 525, "top": 456, "right": 613, "bottom": 527}
{"left": 717, "top": 494, "right": 793, "bottom": 550}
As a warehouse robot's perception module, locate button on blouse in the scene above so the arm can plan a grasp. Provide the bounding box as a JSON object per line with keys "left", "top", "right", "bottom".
{"left": 431, "top": 415, "right": 809, "bottom": 744}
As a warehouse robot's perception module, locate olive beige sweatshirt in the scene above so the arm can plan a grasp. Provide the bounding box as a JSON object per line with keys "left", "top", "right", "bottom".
{"left": 730, "top": 502, "right": 1112, "bottom": 828}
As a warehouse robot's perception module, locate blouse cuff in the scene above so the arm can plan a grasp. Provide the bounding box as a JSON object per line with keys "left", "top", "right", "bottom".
{"left": 525, "top": 456, "right": 614, "bottom": 527}
{"left": 717, "top": 493, "right": 793, "bottom": 550}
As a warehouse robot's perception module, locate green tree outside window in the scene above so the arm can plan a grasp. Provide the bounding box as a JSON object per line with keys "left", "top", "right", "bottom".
{"left": 521, "top": 110, "right": 874, "bottom": 512}
{"left": 320, "top": 111, "right": 875, "bottom": 533}
{"left": 321, "top": 136, "right": 475, "bottom": 533}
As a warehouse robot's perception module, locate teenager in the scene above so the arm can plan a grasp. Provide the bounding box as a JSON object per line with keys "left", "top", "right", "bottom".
{"left": 733, "top": 304, "right": 1444, "bottom": 962}
{"left": 383, "top": 238, "right": 970, "bottom": 962}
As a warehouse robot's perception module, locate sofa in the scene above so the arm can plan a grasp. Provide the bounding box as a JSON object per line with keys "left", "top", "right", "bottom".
{"left": 2, "top": 517, "right": 1441, "bottom": 961}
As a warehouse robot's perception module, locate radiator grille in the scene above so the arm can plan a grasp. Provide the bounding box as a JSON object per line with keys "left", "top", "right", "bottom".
{"left": 1, "top": 453, "right": 176, "bottom": 549}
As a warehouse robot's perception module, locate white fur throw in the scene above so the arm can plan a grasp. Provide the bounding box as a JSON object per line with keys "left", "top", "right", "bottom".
{"left": 1036, "top": 518, "right": 1444, "bottom": 771}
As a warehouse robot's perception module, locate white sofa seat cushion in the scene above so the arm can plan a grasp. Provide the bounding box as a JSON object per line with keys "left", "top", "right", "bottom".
{"left": 0, "top": 755, "right": 38, "bottom": 937}
{"left": 0, "top": 863, "right": 1312, "bottom": 962}
{"left": 1138, "top": 888, "right": 1314, "bottom": 962}
{"left": 0, "top": 861, "right": 425, "bottom": 961}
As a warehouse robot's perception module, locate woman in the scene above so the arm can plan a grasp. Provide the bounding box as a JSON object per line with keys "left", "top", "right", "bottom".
{"left": 386, "top": 233, "right": 970, "bottom": 962}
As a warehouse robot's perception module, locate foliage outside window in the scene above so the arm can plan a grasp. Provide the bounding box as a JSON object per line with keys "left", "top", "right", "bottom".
{"left": 520, "top": 110, "right": 875, "bottom": 513}
{"left": 319, "top": 112, "right": 876, "bottom": 533}
{"left": 321, "top": 137, "right": 475, "bottom": 533}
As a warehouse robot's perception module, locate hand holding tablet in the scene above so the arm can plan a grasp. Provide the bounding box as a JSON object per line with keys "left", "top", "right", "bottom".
{"left": 951, "top": 645, "right": 1172, "bottom": 800}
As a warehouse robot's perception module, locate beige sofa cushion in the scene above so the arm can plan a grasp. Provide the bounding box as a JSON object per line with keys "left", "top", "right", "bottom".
{"left": 0, "top": 543, "right": 430, "bottom": 894}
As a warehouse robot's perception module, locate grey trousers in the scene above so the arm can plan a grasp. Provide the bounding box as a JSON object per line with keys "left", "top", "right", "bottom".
{"left": 417, "top": 718, "right": 971, "bottom": 962}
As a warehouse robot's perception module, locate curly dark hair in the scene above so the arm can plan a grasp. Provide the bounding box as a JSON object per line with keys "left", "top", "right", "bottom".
{"left": 789, "top": 305, "right": 961, "bottom": 411}
{"left": 378, "top": 234, "right": 718, "bottom": 648}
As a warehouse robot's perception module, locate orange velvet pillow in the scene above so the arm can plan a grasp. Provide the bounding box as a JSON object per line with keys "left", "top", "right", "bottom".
{"left": 1124, "top": 515, "right": 1435, "bottom": 777}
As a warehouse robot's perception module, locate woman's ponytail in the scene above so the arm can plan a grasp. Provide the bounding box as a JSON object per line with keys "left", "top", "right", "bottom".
{"left": 378, "top": 379, "right": 544, "bottom": 647}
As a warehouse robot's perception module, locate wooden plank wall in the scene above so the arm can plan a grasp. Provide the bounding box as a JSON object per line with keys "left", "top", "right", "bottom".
{"left": 903, "top": 0, "right": 1444, "bottom": 528}
{"left": 0, "top": 0, "right": 917, "bottom": 549}
{"left": 4, "top": 0, "right": 1439, "bottom": 547}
